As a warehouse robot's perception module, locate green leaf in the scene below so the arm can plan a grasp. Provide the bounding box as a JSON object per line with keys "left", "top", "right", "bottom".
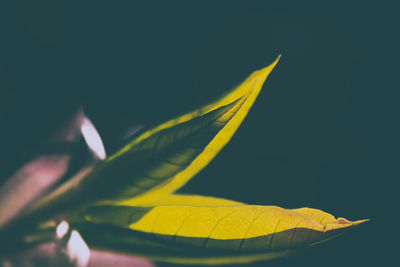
{"left": 0, "top": 109, "right": 88, "bottom": 228}
{"left": 70, "top": 196, "right": 367, "bottom": 265}
{"left": 35, "top": 56, "right": 280, "bottom": 210}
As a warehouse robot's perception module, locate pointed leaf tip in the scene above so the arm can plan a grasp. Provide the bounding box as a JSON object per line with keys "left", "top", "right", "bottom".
{"left": 268, "top": 54, "right": 281, "bottom": 69}
{"left": 351, "top": 218, "right": 370, "bottom": 225}
{"left": 251, "top": 55, "right": 281, "bottom": 85}
{"left": 74, "top": 201, "right": 368, "bottom": 264}
{"left": 32, "top": 57, "right": 280, "bottom": 213}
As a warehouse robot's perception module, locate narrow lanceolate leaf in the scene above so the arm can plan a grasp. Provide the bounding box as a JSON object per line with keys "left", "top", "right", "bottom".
{"left": 72, "top": 202, "right": 367, "bottom": 264}
{"left": 37, "top": 56, "right": 280, "bottom": 210}
{"left": 119, "top": 193, "right": 244, "bottom": 207}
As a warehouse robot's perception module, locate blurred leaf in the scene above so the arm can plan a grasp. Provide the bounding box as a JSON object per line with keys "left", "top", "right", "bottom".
{"left": 0, "top": 155, "right": 71, "bottom": 229}
{"left": 0, "top": 109, "right": 86, "bottom": 228}
{"left": 88, "top": 249, "right": 156, "bottom": 267}
{"left": 38, "top": 56, "right": 280, "bottom": 211}
{"left": 70, "top": 198, "right": 367, "bottom": 265}
{"left": 2, "top": 241, "right": 155, "bottom": 267}
{"left": 49, "top": 221, "right": 91, "bottom": 267}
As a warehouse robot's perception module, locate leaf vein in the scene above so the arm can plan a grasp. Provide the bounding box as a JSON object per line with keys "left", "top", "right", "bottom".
{"left": 268, "top": 216, "right": 281, "bottom": 250}
{"left": 239, "top": 210, "right": 266, "bottom": 250}
{"left": 172, "top": 211, "right": 202, "bottom": 243}
{"left": 289, "top": 219, "right": 301, "bottom": 248}
{"left": 202, "top": 210, "right": 237, "bottom": 248}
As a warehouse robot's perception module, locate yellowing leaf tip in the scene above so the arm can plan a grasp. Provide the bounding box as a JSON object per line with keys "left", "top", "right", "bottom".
{"left": 269, "top": 54, "right": 281, "bottom": 68}
{"left": 252, "top": 55, "right": 281, "bottom": 83}
{"left": 336, "top": 217, "right": 369, "bottom": 226}
{"left": 324, "top": 217, "right": 369, "bottom": 231}
{"left": 351, "top": 218, "right": 370, "bottom": 225}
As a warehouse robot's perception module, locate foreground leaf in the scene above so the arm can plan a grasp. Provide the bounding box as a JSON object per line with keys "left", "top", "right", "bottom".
{"left": 36, "top": 56, "right": 280, "bottom": 211}
{"left": 71, "top": 199, "right": 367, "bottom": 264}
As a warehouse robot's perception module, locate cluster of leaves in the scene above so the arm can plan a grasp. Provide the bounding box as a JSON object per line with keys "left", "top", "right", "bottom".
{"left": 0, "top": 56, "right": 367, "bottom": 266}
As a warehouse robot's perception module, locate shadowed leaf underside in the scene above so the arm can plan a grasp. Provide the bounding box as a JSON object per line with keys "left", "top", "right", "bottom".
{"left": 72, "top": 200, "right": 367, "bottom": 264}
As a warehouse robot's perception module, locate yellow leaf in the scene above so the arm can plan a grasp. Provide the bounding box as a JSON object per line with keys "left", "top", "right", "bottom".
{"left": 36, "top": 56, "right": 280, "bottom": 211}
{"left": 115, "top": 56, "right": 281, "bottom": 205}
{"left": 126, "top": 205, "right": 367, "bottom": 250}
{"left": 110, "top": 55, "right": 281, "bottom": 161}
{"left": 76, "top": 195, "right": 367, "bottom": 264}
{"left": 120, "top": 193, "right": 244, "bottom": 207}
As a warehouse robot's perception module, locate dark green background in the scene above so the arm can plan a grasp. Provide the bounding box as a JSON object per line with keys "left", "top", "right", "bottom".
{"left": 0, "top": 1, "right": 397, "bottom": 266}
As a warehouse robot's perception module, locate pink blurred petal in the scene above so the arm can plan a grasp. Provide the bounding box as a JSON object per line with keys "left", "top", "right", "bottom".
{"left": 0, "top": 155, "right": 70, "bottom": 227}
{"left": 2, "top": 242, "right": 156, "bottom": 267}
{"left": 0, "top": 108, "right": 107, "bottom": 227}
{"left": 88, "top": 250, "right": 156, "bottom": 267}
{"left": 0, "top": 109, "right": 86, "bottom": 227}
